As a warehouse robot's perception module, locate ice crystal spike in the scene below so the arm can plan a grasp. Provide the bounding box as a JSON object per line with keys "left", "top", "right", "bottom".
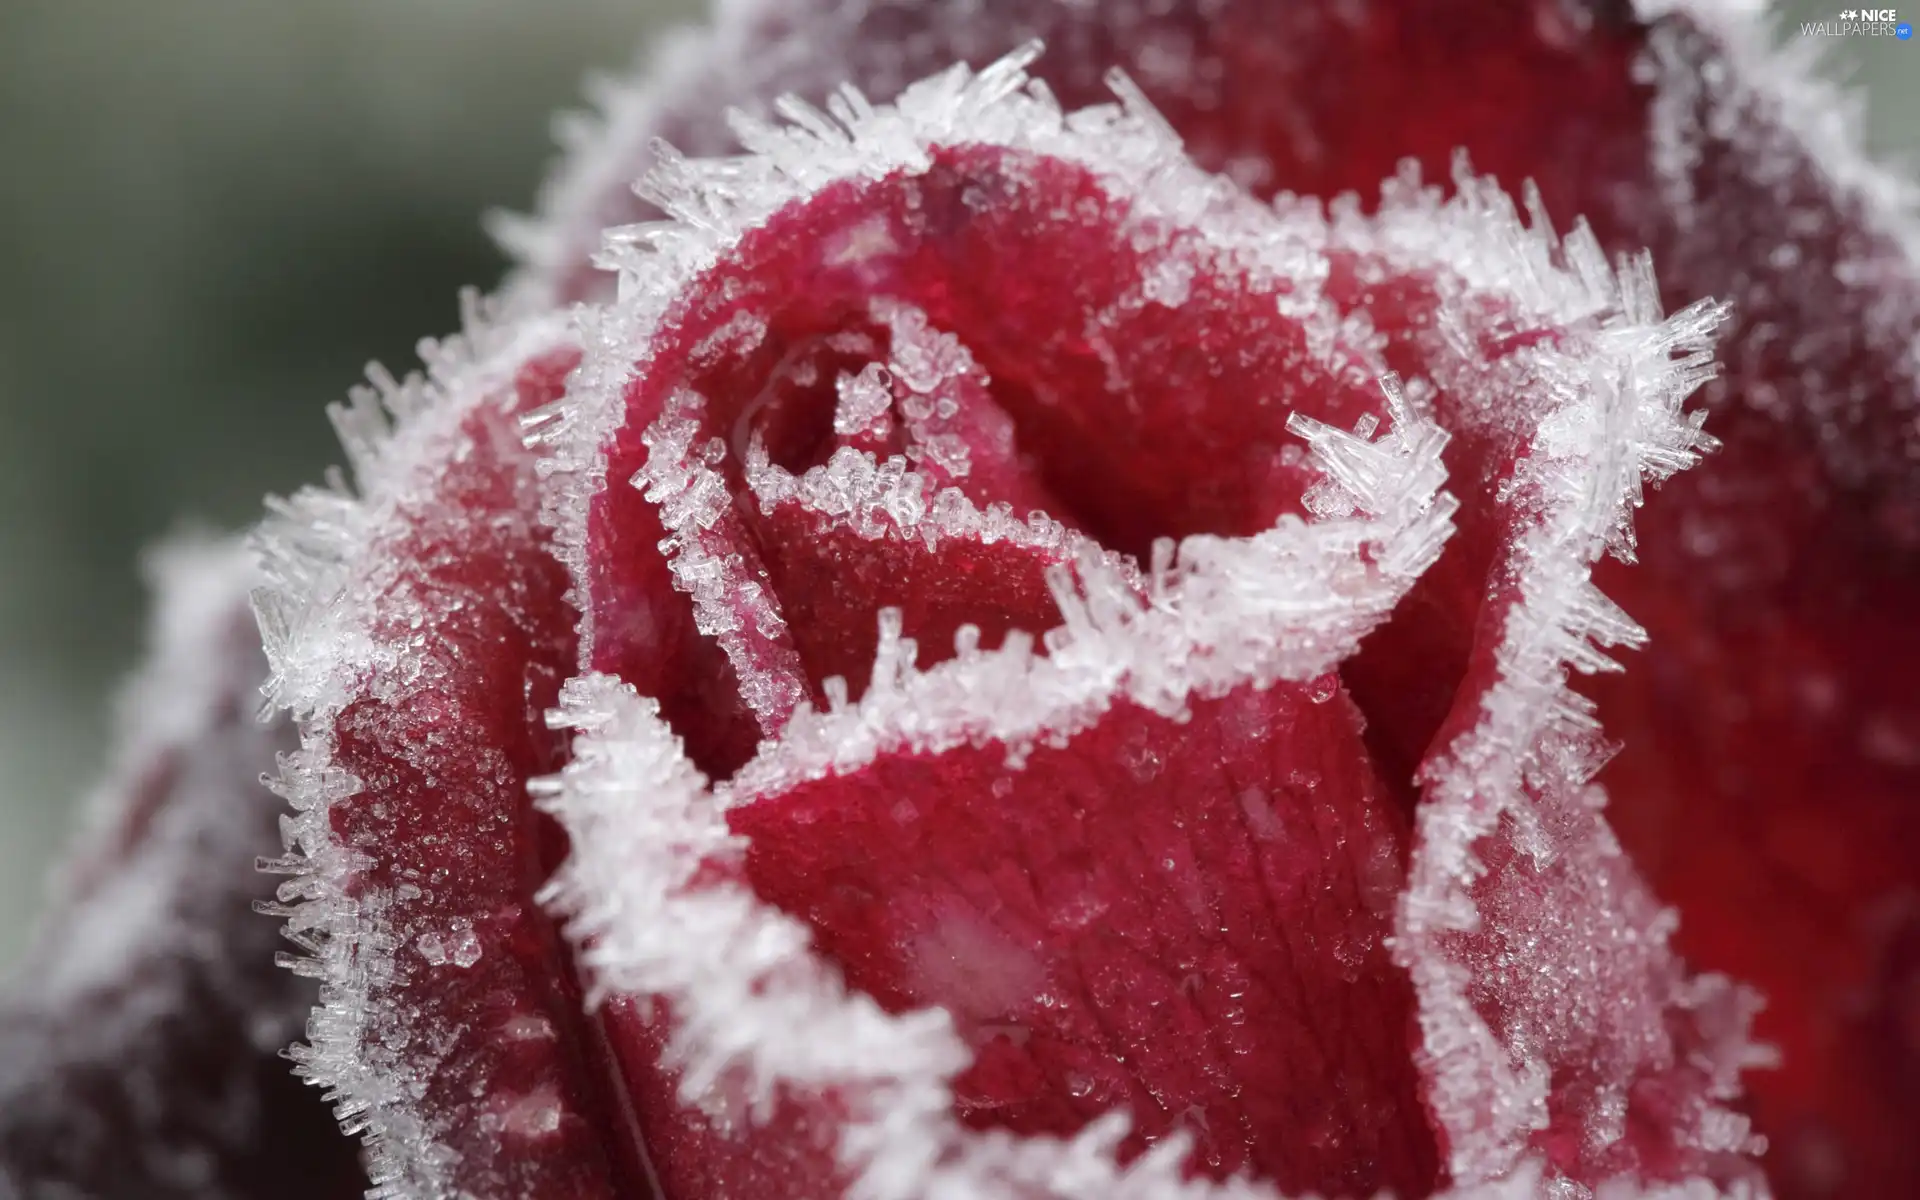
{"left": 0, "top": 538, "right": 362, "bottom": 1199}
{"left": 499, "top": 3, "right": 1919, "bottom": 1191}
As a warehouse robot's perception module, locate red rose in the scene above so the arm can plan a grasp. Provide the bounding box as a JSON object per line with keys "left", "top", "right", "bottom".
{"left": 4, "top": 3, "right": 1916, "bottom": 1199}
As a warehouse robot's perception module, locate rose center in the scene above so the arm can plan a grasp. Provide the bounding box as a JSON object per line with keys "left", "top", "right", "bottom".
{"left": 586, "top": 146, "right": 1397, "bottom": 777}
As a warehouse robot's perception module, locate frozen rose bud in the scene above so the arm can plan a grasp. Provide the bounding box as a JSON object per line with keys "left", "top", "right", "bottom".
{"left": 0, "top": 539, "right": 363, "bottom": 1199}
{"left": 15, "top": 0, "right": 1905, "bottom": 1196}
{"left": 252, "top": 42, "right": 1773, "bottom": 1197}
{"left": 501, "top": 3, "right": 1920, "bottom": 1195}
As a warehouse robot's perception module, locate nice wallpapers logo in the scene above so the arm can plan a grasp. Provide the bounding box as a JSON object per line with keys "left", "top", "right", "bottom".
{"left": 1802, "top": 7, "right": 1914, "bottom": 36}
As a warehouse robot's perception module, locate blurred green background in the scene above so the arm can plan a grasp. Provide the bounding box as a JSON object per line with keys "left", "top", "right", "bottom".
{"left": 0, "top": 1, "right": 1912, "bottom": 965}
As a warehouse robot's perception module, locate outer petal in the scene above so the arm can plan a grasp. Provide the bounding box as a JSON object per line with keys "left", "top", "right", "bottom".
{"left": 0, "top": 538, "right": 363, "bottom": 1200}
{"left": 1324, "top": 173, "right": 1764, "bottom": 1192}
{"left": 253, "top": 307, "right": 652, "bottom": 1197}
{"left": 1576, "top": 14, "right": 1920, "bottom": 1198}
{"left": 728, "top": 671, "right": 1434, "bottom": 1195}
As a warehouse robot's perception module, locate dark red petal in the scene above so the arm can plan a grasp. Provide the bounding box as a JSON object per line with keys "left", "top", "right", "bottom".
{"left": 502, "top": 1, "right": 1647, "bottom": 310}
{"left": 730, "top": 681, "right": 1433, "bottom": 1196}
{"left": 0, "top": 540, "right": 363, "bottom": 1200}
{"left": 255, "top": 315, "right": 649, "bottom": 1197}
{"left": 746, "top": 494, "right": 1081, "bottom": 701}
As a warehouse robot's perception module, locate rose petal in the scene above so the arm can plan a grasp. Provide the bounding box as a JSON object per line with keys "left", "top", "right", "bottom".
{"left": 0, "top": 538, "right": 363, "bottom": 1199}
{"left": 1577, "top": 15, "right": 1920, "bottom": 1197}
{"left": 540, "top": 384, "right": 1457, "bottom": 1194}
{"left": 253, "top": 306, "right": 651, "bottom": 1197}
{"left": 730, "top": 677, "right": 1433, "bottom": 1196}
{"left": 1318, "top": 170, "right": 1770, "bottom": 1193}
{"left": 743, "top": 487, "right": 1085, "bottom": 702}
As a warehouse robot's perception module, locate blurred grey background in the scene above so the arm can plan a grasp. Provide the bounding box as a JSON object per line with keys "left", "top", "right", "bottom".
{"left": 0, "top": 0, "right": 1912, "bottom": 965}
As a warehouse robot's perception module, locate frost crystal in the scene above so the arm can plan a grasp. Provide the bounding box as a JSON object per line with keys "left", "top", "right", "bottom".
{"left": 832, "top": 363, "right": 894, "bottom": 438}
{"left": 635, "top": 389, "right": 810, "bottom": 730}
